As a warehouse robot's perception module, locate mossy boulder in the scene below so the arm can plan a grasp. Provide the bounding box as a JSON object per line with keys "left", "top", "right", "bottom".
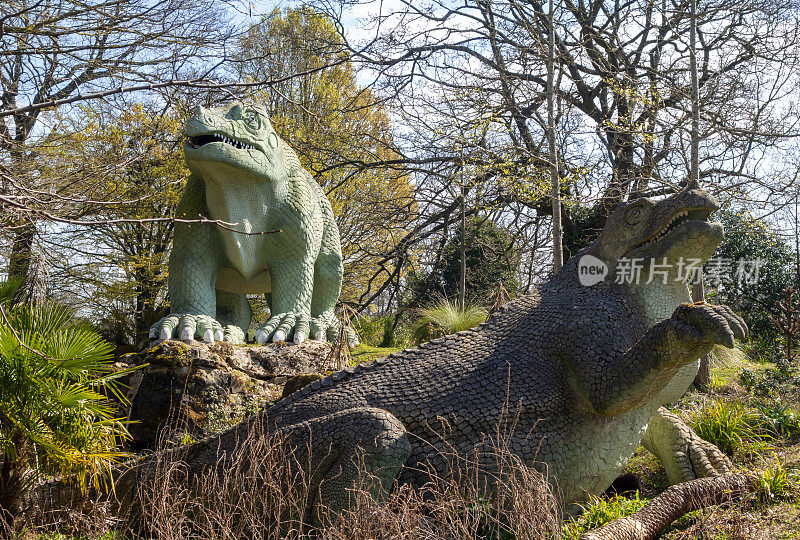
{"left": 121, "top": 339, "right": 339, "bottom": 448}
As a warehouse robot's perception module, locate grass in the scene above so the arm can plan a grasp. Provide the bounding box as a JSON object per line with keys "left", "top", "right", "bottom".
{"left": 707, "top": 343, "right": 768, "bottom": 389}
{"left": 561, "top": 493, "right": 648, "bottom": 539}
{"left": 20, "top": 417, "right": 560, "bottom": 540}
{"left": 755, "top": 456, "right": 800, "bottom": 506}
{"left": 411, "top": 298, "right": 489, "bottom": 344}
{"left": 688, "top": 399, "right": 775, "bottom": 457}
{"left": 348, "top": 344, "right": 400, "bottom": 366}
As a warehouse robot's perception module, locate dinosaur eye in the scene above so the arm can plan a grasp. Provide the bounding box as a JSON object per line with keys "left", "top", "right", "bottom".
{"left": 244, "top": 110, "right": 259, "bottom": 127}
{"left": 624, "top": 206, "right": 643, "bottom": 226}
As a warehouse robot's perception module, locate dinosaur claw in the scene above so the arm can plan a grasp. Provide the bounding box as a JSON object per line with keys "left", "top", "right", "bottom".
{"left": 314, "top": 330, "right": 325, "bottom": 341}
{"left": 203, "top": 329, "right": 215, "bottom": 343}
{"left": 214, "top": 329, "right": 224, "bottom": 341}
{"left": 160, "top": 328, "right": 171, "bottom": 340}
{"left": 149, "top": 327, "right": 158, "bottom": 339}
{"left": 273, "top": 330, "right": 286, "bottom": 343}
{"left": 255, "top": 329, "right": 269, "bottom": 345}
{"left": 294, "top": 331, "right": 306, "bottom": 344}
{"left": 723, "top": 333, "right": 735, "bottom": 348}
{"left": 180, "top": 328, "right": 193, "bottom": 341}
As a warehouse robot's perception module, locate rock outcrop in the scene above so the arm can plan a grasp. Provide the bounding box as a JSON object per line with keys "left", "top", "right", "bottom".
{"left": 118, "top": 339, "right": 341, "bottom": 448}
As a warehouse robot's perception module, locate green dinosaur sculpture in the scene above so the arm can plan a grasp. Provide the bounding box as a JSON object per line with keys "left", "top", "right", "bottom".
{"left": 134, "top": 181, "right": 744, "bottom": 521}
{"left": 149, "top": 102, "right": 354, "bottom": 346}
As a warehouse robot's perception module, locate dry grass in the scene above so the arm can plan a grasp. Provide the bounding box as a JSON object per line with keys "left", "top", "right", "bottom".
{"left": 326, "top": 429, "right": 562, "bottom": 540}
{"left": 120, "top": 421, "right": 313, "bottom": 539}
{"left": 19, "top": 415, "right": 561, "bottom": 539}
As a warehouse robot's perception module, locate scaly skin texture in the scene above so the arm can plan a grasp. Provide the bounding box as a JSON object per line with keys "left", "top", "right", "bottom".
{"left": 149, "top": 102, "right": 355, "bottom": 345}
{"left": 147, "top": 182, "right": 746, "bottom": 519}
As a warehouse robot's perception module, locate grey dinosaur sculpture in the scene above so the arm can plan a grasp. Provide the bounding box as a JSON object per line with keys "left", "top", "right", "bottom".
{"left": 149, "top": 102, "right": 354, "bottom": 346}
{"left": 135, "top": 181, "right": 745, "bottom": 520}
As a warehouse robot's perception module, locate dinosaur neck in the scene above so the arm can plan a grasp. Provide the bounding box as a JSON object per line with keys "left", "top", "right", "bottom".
{"left": 549, "top": 249, "right": 691, "bottom": 325}
{"left": 199, "top": 164, "right": 280, "bottom": 279}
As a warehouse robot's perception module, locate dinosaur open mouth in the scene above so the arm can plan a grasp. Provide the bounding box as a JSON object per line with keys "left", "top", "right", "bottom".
{"left": 638, "top": 208, "right": 713, "bottom": 248}
{"left": 187, "top": 133, "right": 256, "bottom": 151}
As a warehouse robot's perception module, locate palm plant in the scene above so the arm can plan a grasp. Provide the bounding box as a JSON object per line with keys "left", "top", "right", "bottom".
{"left": 411, "top": 298, "right": 489, "bottom": 344}
{"left": 0, "top": 280, "right": 132, "bottom": 527}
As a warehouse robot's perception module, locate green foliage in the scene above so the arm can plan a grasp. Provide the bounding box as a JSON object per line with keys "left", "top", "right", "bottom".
{"left": 408, "top": 217, "right": 519, "bottom": 307}
{"left": 411, "top": 298, "right": 488, "bottom": 344}
{"left": 36, "top": 533, "right": 124, "bottom": 540}
{"left": 561, "top": 493, "right": 648, "bottom": 539}
{"left": 349, "top": 345, "right": 400, "bottom": 366}
{"left": 352, "top": 314, "right": 412, "bottom": 348}
{"left": 753, "top": 402, "right": 800, "bottom": 439}
{"left": 352, "top": 315, "right": 392, "bottom": 347}
{"left": 562, "top": 203, "right": 602, "bottom": 261}
{"left": 0, "top": 281, "right": 131, "bottom": 516}
{"left": 44, "top": 102, "right": 188, "bottom": 345}
{"left": 688, "top": 400, "right": 775, "bottom": 456}
{"left": 756, "top": 457, "right": 800, "bottom": 506}
{"left": 739, "top": 360, "right": 800, "bottom": 401}
{"left": 440, "top": 218, "right": 519, "bottom": 304}
{"left": 709, "top": 210, "right": 796, "bottom": 348}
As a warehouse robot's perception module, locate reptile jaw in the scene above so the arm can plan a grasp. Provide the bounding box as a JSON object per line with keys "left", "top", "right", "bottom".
{"left": 187, "top": 133, "right": 257, "bottom": 151}
{"left": 637, "top": 207, "right": 714, "bottom": 249}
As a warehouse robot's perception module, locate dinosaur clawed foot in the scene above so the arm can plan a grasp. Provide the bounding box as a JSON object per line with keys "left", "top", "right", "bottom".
{"left": 645, "top": 407, "right": 734, "bottom": 486}
{"left": 670, "top": 302, "right": 748, "bottom": 350}
{"left": 149, "top": 314, "right": 245, "bottom": 344}
{"left": 255, "top": 311, "right": 358, "bottom": 347}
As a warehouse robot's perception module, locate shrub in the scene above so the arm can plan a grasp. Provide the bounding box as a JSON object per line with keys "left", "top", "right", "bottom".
{"left": 0, "top": 281, "right": 132, "bottom": 529}
{"left": 739, "top": 362, "right": 800, "bottom": 400}
{"left": 708, "top": 209, "right": 796, "bottom": 344}
{"left": 352, "top": 314, "right": 393, "bottom": 347}
{"left": 411, "top": 299, "right": 489, "bottom": 344}
{"left": 753, "top": 401, "right": 800, "bottom": 439}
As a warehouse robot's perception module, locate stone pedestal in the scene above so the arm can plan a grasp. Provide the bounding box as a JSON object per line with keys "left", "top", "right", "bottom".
{"left": 118, "top": 339, "right": 341, "bottom": 448}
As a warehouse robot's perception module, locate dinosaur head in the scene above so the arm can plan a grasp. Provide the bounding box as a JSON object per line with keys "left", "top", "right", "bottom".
{"left": 183, "top": 102, "right": 282, "bottom": 180}
{"left": 588, "top": 181, "right": 723, "bottom": 277}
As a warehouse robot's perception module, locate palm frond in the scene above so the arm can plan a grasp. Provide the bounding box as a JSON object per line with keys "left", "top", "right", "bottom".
{"left": 0, "top": 283, "right": 131, "bottom": 509}
{"left": 0, "top": 277, "right": 22, "bottom": 304}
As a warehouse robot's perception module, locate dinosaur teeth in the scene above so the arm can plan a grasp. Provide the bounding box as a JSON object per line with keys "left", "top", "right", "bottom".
{"left": 644, "top": 210, "right": 692, "bottom": 246}
{"left": 189, "top": 132, "right": 255, "bottom": 150}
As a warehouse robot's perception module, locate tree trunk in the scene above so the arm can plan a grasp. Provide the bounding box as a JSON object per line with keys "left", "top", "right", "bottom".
{"left": 548, "top": 0, "right": 563, "bottom": 272}
{"left": 692, "top": 277, "right": 711, "bottom": 390}
{"left": 459, "top": 183, "right": 466, "bottom": 310}
{"left": 595, "top": 129, "right": 636, "bottom": 229}
{"left": 688, "top": 0, "right": 710, "bottom": 391}
{"left": 6, "top": 217, "right": 36, "bottom": 297}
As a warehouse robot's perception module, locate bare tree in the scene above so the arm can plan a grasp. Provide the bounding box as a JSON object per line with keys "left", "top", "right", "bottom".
{"left": 0, "top": 0, "right": 237, "bottom": 292}
{"left": 314, "top": 0, "right": 800, "bottom": 259}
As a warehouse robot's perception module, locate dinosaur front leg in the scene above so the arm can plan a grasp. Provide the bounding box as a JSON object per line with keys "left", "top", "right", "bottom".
{"left": 149, "top": 222, "right": 227, "bottom": 343}
{"left": 255, "top": 258, "right": 315, "bottom": 344}
{"left": 587, "top": 302, "right": 748, "bottom": 416}
{"left": 215, "top": 291, "right": 252, "bottom": 344}
{"left": 642, "top": 406, "right": 732, "bottom": 484}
